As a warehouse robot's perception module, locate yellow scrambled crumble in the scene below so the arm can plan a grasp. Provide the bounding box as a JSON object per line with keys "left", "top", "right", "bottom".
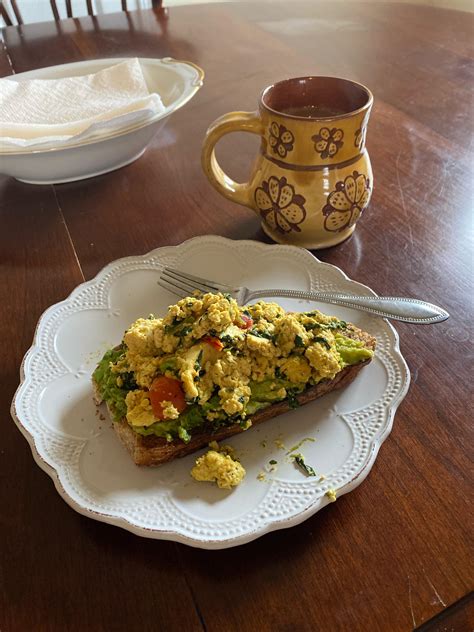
{"left": 161, "top": 401, "right": 180, "bottom": 420}
{"left": 103, "top": 292, "right": 372, "bottom": 431}
{"left": 325, "top": 489, "right": 337, "bottom": 502}
{"left": 191, "top": 443, "right": 246, "bottom": 489}
{"left": 125, "top": 390, "right": 155, "bottom": 426}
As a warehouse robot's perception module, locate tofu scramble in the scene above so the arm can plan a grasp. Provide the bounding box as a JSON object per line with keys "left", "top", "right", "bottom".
{"left": 92, "top": 292, "right": 373, "bottom": 444}
{"left": 191, "top": 442, "right": 245, "bottom": 489}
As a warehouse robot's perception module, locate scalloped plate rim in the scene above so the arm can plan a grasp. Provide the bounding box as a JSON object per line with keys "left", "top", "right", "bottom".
{"left": 11, "top": 235, "right": 410, "bottom": 549}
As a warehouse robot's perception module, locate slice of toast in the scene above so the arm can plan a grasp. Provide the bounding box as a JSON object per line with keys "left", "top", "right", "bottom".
{"left": 93, "top": 324, "right": 375, "bottom": 467}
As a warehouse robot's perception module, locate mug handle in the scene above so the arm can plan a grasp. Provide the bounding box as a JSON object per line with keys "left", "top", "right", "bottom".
{"left": 201, "top": 111, "right": 262, "bottom": 208}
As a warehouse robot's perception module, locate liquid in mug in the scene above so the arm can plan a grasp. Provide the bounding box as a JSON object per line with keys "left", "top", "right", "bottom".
{"left": 282, "top": 104, "right": 346, "bottom": 118}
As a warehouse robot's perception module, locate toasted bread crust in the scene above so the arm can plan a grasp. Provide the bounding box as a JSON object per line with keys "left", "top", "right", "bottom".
{"left": 94, "top": 324, "right": 376, "bottom": 466}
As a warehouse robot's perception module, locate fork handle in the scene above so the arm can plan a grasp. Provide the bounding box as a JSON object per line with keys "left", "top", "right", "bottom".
{"left": 246, "top": 290, "right": 449, "bottom": 324}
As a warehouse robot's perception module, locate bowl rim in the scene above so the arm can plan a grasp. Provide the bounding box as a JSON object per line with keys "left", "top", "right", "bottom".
{"left": 0, "top": 56, "right": 205, "bottom": 157}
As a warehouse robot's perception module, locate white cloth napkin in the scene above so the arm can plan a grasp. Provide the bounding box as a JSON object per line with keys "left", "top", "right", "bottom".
{"left": 0, "top": 58, "right": 165, "bottom": 151}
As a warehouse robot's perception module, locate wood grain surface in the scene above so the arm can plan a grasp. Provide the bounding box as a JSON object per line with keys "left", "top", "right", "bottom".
{"left": 1, "top": 3, "right": 473, "bottom": 631}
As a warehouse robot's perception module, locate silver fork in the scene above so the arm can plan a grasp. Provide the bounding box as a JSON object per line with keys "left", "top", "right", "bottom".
{"left": 158, "top": 267, "right": 449, "bottom": 324}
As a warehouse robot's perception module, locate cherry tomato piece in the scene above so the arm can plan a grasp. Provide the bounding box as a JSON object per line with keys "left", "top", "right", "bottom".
{"left": 202, "top": 336, "right": 224, "bottom": 351}
{"left": 238, "top": 314, "right": 253, "bottom": 330}
{"left": 149, "top": 376, "right": 187, "bottom": 420}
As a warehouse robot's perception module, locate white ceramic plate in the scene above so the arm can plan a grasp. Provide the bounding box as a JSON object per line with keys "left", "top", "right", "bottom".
{"left": 12, "top": 236, "right": 409, "bottom": 549}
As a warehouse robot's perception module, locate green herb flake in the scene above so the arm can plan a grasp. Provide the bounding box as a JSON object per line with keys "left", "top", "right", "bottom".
{"left": 194, "top": 350, "right": 203, "bottom": 371}
{"left": 118, "top": 371, "right": 136, "bottom": 391}
{"left": 313, "top": 336, "right": 331, "bottom": 350}
{"left": 179, "top": 325, "right": 192, "bottom": 337}
{"left": 294, "top": 334, "right": 305, "bottom": 348}
{"left": 249, "top": 329, "right": 276, "bottom": 342}
{"left": 219, "top": 334, "right": 234, "bottom": 344}
{"left": 287, "top": 389, "right": 300, "bottom": 409}
{"left": 269, "top": 459, "right": 277, "bottom": 465}
{"left": 293, "top": 454, "right": 316, "bottom": 477}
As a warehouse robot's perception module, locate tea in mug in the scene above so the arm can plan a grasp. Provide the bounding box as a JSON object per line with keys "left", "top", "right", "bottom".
{"left": 283, "top": 104, "right": 346, "bottom": 118}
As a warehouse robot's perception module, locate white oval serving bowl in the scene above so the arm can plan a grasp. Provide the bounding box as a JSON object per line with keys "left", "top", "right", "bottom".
{"left": 0, "top": 57, "right": 204, "bottom": 184}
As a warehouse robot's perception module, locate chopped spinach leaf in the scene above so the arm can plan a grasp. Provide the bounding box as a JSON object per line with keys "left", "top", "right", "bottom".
{"left": 303, "top": 322, "right": 319, "bottom": 331}
{"left": 313, "top": 336, "right": 331, "bottom": 350}
{"left": 178, "top": 325, "right": 192, "bottom": 337}
{"left": 219, "top": 334, "right": 234, "bottom": 344}
{"left": 164, "top": 316, "right": 182, "bottom": 333}
{"left": 249, "top": 329, "right": 276, "bottom": 342}
{"left": 120, "top": 371, "right": 137, "bottom": 391}
{"left": 194, "top": 350, "right": 203, "bottom": 371}
{"left": 294, "top": 334, "right": 305, "bottom": 347}
{"left": 287, "top": 389, "right": 300, "bottom": 409}
{"left": 294, "top": 454, "right": 316, "bottom": 477}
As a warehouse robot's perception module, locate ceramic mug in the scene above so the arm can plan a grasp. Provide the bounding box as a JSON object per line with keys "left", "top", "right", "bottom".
{"left": 201, "top": 76, "right": 373, "bottom": 249}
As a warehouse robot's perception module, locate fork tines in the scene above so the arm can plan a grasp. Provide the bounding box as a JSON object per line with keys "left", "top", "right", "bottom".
{"left": 159, "top": 267, "right": 228, "bottom": 299}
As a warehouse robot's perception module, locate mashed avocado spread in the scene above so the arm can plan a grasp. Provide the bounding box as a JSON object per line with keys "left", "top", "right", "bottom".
{"left": 93, "top": 293, "right": 373, "bottom": 443}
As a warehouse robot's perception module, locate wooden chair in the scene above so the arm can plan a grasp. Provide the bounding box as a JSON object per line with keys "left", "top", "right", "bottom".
{"left": 1, "top": 0, "right": 163, "bottom": 26}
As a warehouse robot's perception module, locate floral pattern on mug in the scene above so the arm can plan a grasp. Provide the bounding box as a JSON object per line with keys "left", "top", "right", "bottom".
{"left": 354, "top": 126, "right": 367, "bottom": 150}
{"left": 312, "top": 127, "right": 344, "bottom": 159}
{"left": 268, "top": 122, "right": 294, "bottom": 158}
{"left": 255, "top": 176, "right": 306, "bottom": 233}
{"left": 322, "top": 171, "right": 371, "bottom": 233}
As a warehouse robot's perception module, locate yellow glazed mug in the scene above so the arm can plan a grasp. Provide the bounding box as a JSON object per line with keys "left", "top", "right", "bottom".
{"left": 202, "top": 76, "right": 373, "bottom": 249}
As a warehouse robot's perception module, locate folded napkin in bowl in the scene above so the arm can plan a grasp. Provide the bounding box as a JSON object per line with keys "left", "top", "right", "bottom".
{"left": 0, "top": 58, "right": 165, "bottom": 151}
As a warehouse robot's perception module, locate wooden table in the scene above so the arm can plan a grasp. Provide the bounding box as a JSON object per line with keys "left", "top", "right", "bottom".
{"left": 1, "top": 3, "right": 473, "bottom": 631}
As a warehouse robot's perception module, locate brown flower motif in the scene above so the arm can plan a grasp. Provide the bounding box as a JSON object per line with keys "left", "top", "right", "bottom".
{"left": 323, "top": 171, "right": 371, "bottom": 233}
{"left": 255, "top": 176, "right": 306, "bottom": 233}
{"left": 312, "top": 127, "right": 344, "bottom": 159}
{"left": 268, "top": 122, "right": 294, "bottom": 158}
{"left": 354, "top": 126, "right": 367, "bottom": 150}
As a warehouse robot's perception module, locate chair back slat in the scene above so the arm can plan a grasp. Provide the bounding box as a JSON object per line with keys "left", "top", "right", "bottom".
{"left": 49, "top": 1, "right": 60, "bottom": 21}
{"left": 2, "top": 0, "right": 164, "bottom": 26}
{"left": 1, "top": 4, "right": 13, "bottom": 26}
{"left": 10, "top": 0, "right": 23, "bottom": 24}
